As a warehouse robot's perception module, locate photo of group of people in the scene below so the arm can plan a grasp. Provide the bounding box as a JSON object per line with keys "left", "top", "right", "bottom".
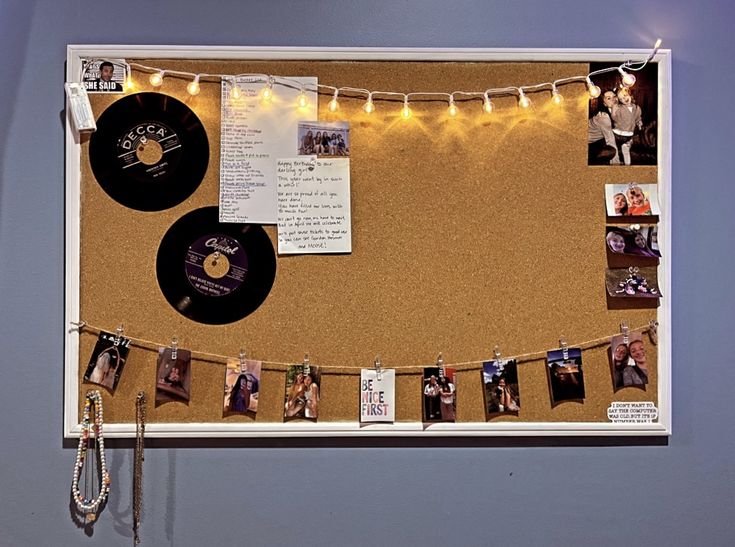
{"left": 546, "top": 349, "right": 585, "bottom": 404}
{"left": 587, "top": 62, "right": 658, "bottom": 166}
{"left": 223, "top": 358, "right": 261, "bottom": 415}
{"left": 422, "top": 367, "right": 456, "bottom": 422}
{"left": 605, "top": 183, "right": 660, "bottom": 217}
{"left": 482, "top": 359, "right": 520, "bottom": 418}
{"left": 610, "top": 333, "right": 650, "bottom": 389}
{"left": 81, "top": 58, "right": 127, "bottom": 93}
{"left": 83, "top": 331, "right": 131, "bottom": 391}
{"left": 284, "top": 365, "right": 321, "bottom": 421}
{"left": 605, "top": 225, "right": 660, "bottom": 258}
{"left": 155, "top": 347, "right": 192, "bottom": 405}
{"left": 297, "top": 121, "right": 350, "bottom": 157}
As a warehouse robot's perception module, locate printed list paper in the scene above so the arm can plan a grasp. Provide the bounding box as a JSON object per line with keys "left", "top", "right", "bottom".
{"left": 276, "top": 157, "right": 351, "bottom": 254}
{"left": 219, "top": 77, "right": 317, "bottom": 224}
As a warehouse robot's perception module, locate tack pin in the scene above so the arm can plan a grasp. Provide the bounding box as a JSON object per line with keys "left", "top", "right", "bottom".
{"left": 620, "top": 322, "right": 629, "bottom": 345}
{"left": 114, "top": 324, "right": 124, "bottom": 346}
{"left": 648, "top": 320, "right": 659, "bottom": 346}
{"left": 171, "top": 336, "right": 179, "bottom": 360}
{"left": 374, "top": 355, "right": 383, "bottom": 381}
{"left": 560, "top": 337, "right": 569, "bottom": 360}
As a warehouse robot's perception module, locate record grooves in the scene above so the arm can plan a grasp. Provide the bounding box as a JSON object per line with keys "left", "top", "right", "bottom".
{"left": 89, "top": 92, "right": 209, "bottom": 211}
{"left": 156, "top": 207, "right": 277, "bottom": 324}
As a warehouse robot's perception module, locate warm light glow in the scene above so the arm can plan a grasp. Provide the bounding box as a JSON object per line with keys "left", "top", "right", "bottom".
{"left": 587, "top": 78, "right": 601, "bottom": 98}
{"left": 400, "top": 101, "right": 412, "bottom": 120}
{"left": 483, "top": 95, "right": 493, "bottom": 113}
{"left": 518, "top": 91, "right": 531, "bottom": 108}
{"left": 363, "top": 96, "right": 375, "bottom": 114}
{"left": 125, "top": 77, "right": 135, "bottom": 91}
{"left": 551, "top": 88, "right": 564, "bottom": 105}
{"left": 296, "top": 89, "right": 309, "bottom": 108}
{"left": 231, "top": 85, "right": 243, "bottom": 100}
{"left": 620, "top": 69, "right": 636, "bottom": 87}
{"left": 261, "top": 85, "right": 273, "bottom": 102}
{"left": 447, "top": 98, "right": 458, "bottom": 117}
{"left": 149, "top": 71, "right": 164, "bottom": 87}
{"left": 186, "top": 76, "right": 201, "bottom": 96}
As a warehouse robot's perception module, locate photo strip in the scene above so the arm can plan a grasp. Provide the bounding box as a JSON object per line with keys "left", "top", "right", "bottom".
{"left": 587, "top": 61, "right": 658, "bottom": 166}
{"left": 284, "top": 364, "right": 321, "bottom": 421}
{"left": 610, "top": 332, "right": 649, "bottom": 390}
{"left": 155, "top": 347, "right": 192, "bottom": 405}
{"left": 423, "top": 367, "right": 456, "bottom": 423}
{"left": 605, "top": 183, "right": 660, "bottom": 217}
{"left": 81, "top": 58, "right": 128, "bottom": 93}
{"left": 605, "top": 225, "right": 660, "bottom": 258}
{"left": 482, "top": 359, "right": 520, "bottom": 418}
{"left": 606, "top": 266, "right": 661, "bottom": 298}
{"left": 83, "top": 331, "right": 131, "bottom": 391}
{"left": 546, "top": 348, "right": 585, "bottom": 404}
{"left": 298, "top": 121, "right": 350, "bottom": 157}
{"left": 223, "top": 358, "right": 262, "bottom": 415}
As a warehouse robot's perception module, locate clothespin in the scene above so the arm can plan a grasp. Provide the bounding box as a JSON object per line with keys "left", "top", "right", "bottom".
{"left": 170, "top": 336, "right": 179, "bottom": 360}
{"left": 560, "top": 337, "right": 569, "bottom": 360}
{"left": 114, "top": 324, "right": 124, "bottom": 346}
{"left": 620, "top": 322, "right": 629, "bottom": 345}
{"left": 648, "top": 320, "right": 659, "bottom": 346}
{"left": 303, "top": 353, "right": 310, "bottom": 375}
{"left": 374, "top": 355, "right": 382, "bottom": 381}
{"left": 239, "top": 348, "right": 247, "bottom": 372}
{"left": 436, "top": 353, "right": 444, "bottom": 377}
{"left": 494, "top": 345, "right": 504, "bottom": 370}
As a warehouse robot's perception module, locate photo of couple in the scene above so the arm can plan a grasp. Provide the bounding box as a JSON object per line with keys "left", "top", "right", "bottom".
{"left": 422, "top": 367, "right": 457, "bottom": 422}
{"left": 610, "top": 333, "right": 649, "bottom": 389}
{"left": 605, "top": 225, "right": 660, "bottom": 258}
{"left": 284, "top": 365, "right": 321, "bottom": 421}
{"left": 605, "top": 183, "right": 660, "bottom": 217}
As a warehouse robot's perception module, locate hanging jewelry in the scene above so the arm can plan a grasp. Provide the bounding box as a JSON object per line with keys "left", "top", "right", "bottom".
{"left": 133, "top": 391, "right": 146, "bottom": 544}
{"left": 71, "top": 390, "right": 111, "bottom": 521}
{"left": 615, "top": 266, "right": 658, "bottom": 296}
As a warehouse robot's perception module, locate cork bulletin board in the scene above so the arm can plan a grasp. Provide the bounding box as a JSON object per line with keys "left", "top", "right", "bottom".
{"left": 64, "top": 46, "right": 672, "bottom": 438}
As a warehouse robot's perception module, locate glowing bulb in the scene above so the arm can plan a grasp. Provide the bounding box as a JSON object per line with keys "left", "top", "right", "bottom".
{"left": 586, "top": 78, "right": 601, "bottom": 98}
{"left": 296, "top": 89, "right": 309, "bottom": 108}
{"left": 125, "top": 77, "right": 135, "bottom": 91}
{"left": 149, "top": 71, "right": 164, "bottom": 87}
{"left": 518, "top": 90, "right": 531, "bottom": 108}
{"left": 654, "top": 38, "right": 662, "bottom": 49}
{"left": 328, "top": 90, "right": 339, "bottom": 112}
{"left": 483, "top": 95, "right": 494, "bottom": 113}
{"left": 447, "top": 98, "right": 458, "bottom": 117}
{"left": 619, "top": 68, "right": 636, "bottom": 87}
{"left": 186, "top": 76, "right": 201, "bottom": 96}
{"left": 363, "top": 95, "right": 375, "bottom": 114}
{"left": 400, "top": 101, "right": 412, "bottom": 120}
{"left": 231, "top": 85, "right": 242, "bottom": 100}
{"left": 551, "top": 87, "right": 564, "bottom": 105}
{"left": 261, "top": 86, "right": 273, "bottom": 102}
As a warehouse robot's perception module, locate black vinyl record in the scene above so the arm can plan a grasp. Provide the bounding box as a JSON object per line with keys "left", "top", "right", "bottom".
{"left": 156, "top": 207, "right": 277, "bottom": 324}
{"left": 89, "top": 92, "right": 209, "bottom": 211}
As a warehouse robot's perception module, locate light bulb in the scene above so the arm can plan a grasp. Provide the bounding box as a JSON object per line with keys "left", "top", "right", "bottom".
{"left": 447, "top": 98, "right": 458, "bottom": 117}
{"left": 231, "top": 85, "right": 242, "bottom": 100}
{"left": 518, "top": 91, "right": 531, "bottom": 108}
{"left": 328, "top": 98, "right": 339, "bottom": 112}
{"left": 587, "top": 78, "right": 601, "bottom": 98}
{"left": 125, "top": 77, "right": 135, "bottom": 91}
{"left": 400, "top": 101, "right": 412, "bottom": 120}
{"left": 296, "top": 89, "right": 309, "bottom": 108}
{"left": 483, "top": 96, "right": 493, "bottom": 113}
{"left": 261, "top": 86, "right": 273, "bottom": 102}
{"left": 363, "top": 96, "right": 375, "bottom": 114}
{"left": 654, "top": 38, "right": 662, "bottom": 49}
{"left": 149, "top": 71, "right": 164, "bottom": 87}
{"left": 551, "top": 88, "right": 564, "bottom": 105}
{"left": 186, "top": 76, "right": 200, "bottom": 96}
{"left": 619, "top": 68, "right": 636, "bottom": 87}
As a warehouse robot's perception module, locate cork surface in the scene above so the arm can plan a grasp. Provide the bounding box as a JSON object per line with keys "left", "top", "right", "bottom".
{"left": 77, "top": 59, "right": 658, "bottom": 425}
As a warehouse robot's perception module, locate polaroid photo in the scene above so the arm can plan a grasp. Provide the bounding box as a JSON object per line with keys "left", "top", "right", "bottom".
{"left": 605, "top": 225, "right": 661, "bottom": 258}
{"left": 606, "top": 266, "right": 661, "bottom": 298}
{"left": 298, "top": 121, "right": 349, "bottom": 157}
{"left": 587, "top": 61, "right": 658, "bottom": 166}
{"left": 223, "top": 358, "right": 262, "bottom": 415}
{"left": 81, "top": 58, "right": 128, "bottom": 93}
{"left": 605, "top": 183, "right": 661, "bottom": 217}
{"left": 610, "top": 333, "right": 649, "bottom": 391}
{"left": 155, "top": 347, "right": 192, "bottom": 405}
{"left": 546, "top": 348, "right": 585, "bottom": 404}
{"left": 83, "top": 331, "right": 131, "bottom": 391}
{"left": 482, "top": 359, "right": 520, "bottom": 419}
{"left": 422, "top": 367, "right": 457, "bottom": 423}
{"left": 284, "top": 365, "right": 321, "bottom": 421}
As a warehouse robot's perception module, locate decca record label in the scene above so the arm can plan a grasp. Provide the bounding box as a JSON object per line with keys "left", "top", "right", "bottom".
{"left": 184, "top": 234, "right": 248, "bottom": 297}
{"left": 117, "top": 120, "right": 182, "bottom": 179}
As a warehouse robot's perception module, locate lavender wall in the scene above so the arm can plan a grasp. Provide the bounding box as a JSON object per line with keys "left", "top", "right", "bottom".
{"left": 1, "top": 1, "right": 733, "bottom": 545}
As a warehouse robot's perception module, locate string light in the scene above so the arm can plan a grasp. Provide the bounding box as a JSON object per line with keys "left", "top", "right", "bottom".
{"left": 518, "top": 89, "right": 531, "bottom": 108}
{"left": 363, "top": 93, "right": 375, "bottom": 114}
{"left": 261, "top": 78, "right": 273, "bottom": 102}
{"left": 296, "top": 86, "right": 309, "bottom": 109}
{"left": 186, "top": 75, "right": 201, "bottom": 96}
{"left": 483, "top": 93, "right": 494, "bottom": 113}
{"left": 125, "top": 77, "right": 135, "bottom": 91}
{"left": 328, "top": 89, "right": 339, "bottom": 112}
{"left": 400, "top": 97, "right": 412, "bottom": 120}
{"left": 551, "top": 84, "right": 564, "bottom": 105}
{"left": 447, "top": 95, "right": 458, "bottom": 117}
{"left": 149, "top": 71, "right": 164, "bottom": 87}
{"left": 618, "top": 67, "right": 636, "bottom": 87}
{"left": 230, "top": 80, "right": 243, "bottom": 100}
{"left": 586, "top": 77, "right": 601, "bottom": 98}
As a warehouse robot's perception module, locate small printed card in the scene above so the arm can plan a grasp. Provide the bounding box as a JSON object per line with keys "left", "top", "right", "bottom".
{"left": 482, "top": 359, "right": 520, "bottom": 418}
{"left": 284, "top": 365, "right": 321, "bottom": 421}
{"left": 546, "top": 348, "right": 585, "bottom": 404}
{"left": 81, "top": 58, "right": 128, "bottom": 93}
{"left": 360, "top": 369, "right": 395, "bottom": 423}
{"left": 422, "top": 367, "right": 457, "bottom": 423}
{"left": 223, "top": 358, "right": 262, "bottom": 415}
{"left": 155, "top": 347, "right": 192, "bottom": 405}
{"left": 83, "top": 331, "right": 131, "bottom": 391}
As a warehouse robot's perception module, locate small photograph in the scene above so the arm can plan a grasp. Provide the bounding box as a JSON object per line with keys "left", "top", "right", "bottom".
{"left": 588, "top": 61, "right": 658, "bottom": 166}
{"left": 605, "top": 183, "right": 661, "bottom": 217}
{"left": 606, "top": 266, "right": 661, "bottom": 298}
{"left": 422, "top": 367, "right": 456, "bottom": 423}
{"left": 605, "top": 225, "right": 661, "bottom": 258}
{"left": 546, "top": 348, "right": 585, "bottom": 404}
{"left": 155, "top": 347, "right": 192, "bottom": 405}
{"left": 297, "top": 121, "right": 349, "bottom": 157}
{"left": 284, "top": 365, "right": 321, "bottom": 421}
{"left": 482, "top": 359, "right": 520, "bottom": 418}
{"left": 83, "top": 331, "right": 131, "bottom": 391}
{"left": 81, "top": 58, "right": 128, "bottom": 93}
{"left": 610, "top": 333, "right": 649, "bottom": 390}
{"left": 223, "top": 358, "right": 261, "bottom": 415}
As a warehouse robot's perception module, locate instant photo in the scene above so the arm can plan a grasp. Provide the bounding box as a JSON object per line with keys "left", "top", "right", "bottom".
{"left": 606, "top": 266, "right": 661, "bottom": 299}
{"left": 546, "top": 348, "right": 585, "bottom": 404}
{"left": 422, "top": 367, "right": 456, "bottom": 423}
{"left": 605, "top": 183, "right": 661, "bottom": 217}
{"left": 81, "top": 58, "right": 128, "bottom": 93}
{"left": 605, "top": 225, "right": 661, "bottom": 258}
{"left": 610, "top": 333, "right": 649, "bottom": 390}
{"left": 155, "top": 347, "right": 192, "bottom": 405}
{"left": 482, "top": 359, "right": 520, "bottom": 419}
{"left": 284, "top": 365, "right": 321, "bottom": 421}
{"left": 297, "top": 121, "right": 349, "bottom": 157}
{"left": 223, "top": 358, "right": 262, "bottom": 415}
{"left": 83, "top": 331, "right": 131, "bottom": 391}
{"left": 587, "top": 61, "right": 658, "bottom": 166}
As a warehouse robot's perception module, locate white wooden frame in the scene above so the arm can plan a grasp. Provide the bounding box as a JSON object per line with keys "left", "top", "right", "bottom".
{"left": 65, "top": 45, "right": 672, "bottom": 438}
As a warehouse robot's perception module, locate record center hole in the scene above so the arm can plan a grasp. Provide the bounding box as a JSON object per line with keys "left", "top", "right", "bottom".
{"left": 203, "top": 252, "right": 230, "bottom": 279}
{"left": 136, "top": 139, "right": 163, "bottom": 165}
